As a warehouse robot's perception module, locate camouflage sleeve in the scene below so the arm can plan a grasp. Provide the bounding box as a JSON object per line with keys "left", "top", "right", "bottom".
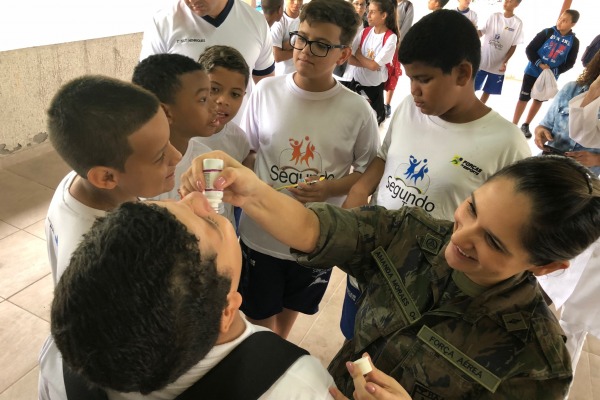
{"left": 481, "top": 376, "right": 570, "bottom": 400}
{"left": 292, "top": 203, "right": 411, "bottom": 279}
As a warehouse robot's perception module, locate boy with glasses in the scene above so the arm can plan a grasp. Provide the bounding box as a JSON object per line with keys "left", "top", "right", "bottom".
{"left": 238, "top": 0, "right": 379, "bottom": 339}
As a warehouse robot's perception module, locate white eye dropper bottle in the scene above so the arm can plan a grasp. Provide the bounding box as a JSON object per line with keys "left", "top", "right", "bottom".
{"left": 203, "top": 158, "right": 224, "bottom": 213}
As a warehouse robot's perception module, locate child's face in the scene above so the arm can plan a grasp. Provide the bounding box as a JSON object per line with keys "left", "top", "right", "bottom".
{"left": 503, "top": 0, "right": 520, "bottom": 13}
{"left": 367, "top": 3, "right": 386, "bottom": 28}
{"left": 287, "top": 0, "right": 303, "bottom": 17}
{"left": 293, "top": 21, "right": 349, "bottom": 81}
{"left": 168, "top": 70, "right": 218, "bottom": 139}
{"left": 352, "top": 0, "right": 367, "bottom": 18}
{"left": 556, "top": 13, "right": 576, "bottom": 33}
{"left": 208, "top": 67, "right": 246, "bottom": 127}
{"left": 118, "top": 108, "right": 183, "bottom": 198}
{"left": 457, "top": 0, "right": 471, "bottom": 9}
{"left": 428, "top": 0, "right": 439, "bottom": 10}
{"left": 404, "top": 61, "right": 466, "bottom": 121}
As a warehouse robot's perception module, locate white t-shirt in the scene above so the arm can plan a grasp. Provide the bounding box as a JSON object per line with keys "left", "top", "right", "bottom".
{"left": 375, "top": 95, "right": 531, "bottom": 220}
{"left": 569, "top": 91, "right": 600, "bottom": 148}
{"left": 479, "top": 13, "right": 524, "bottom": 74}
{"left": 271, "top": 12, "right": 300, "bottom": 75}
{"left": 351, "top": 28, "right": 397, "bottom": 87}
{"left": 195, "top": 122, "right": 251, "bottom": 163}
{"left": 45, "top": 171, "right": 106, "bottom": 285}
{"left": 240, "top": 73, "right": 379, "bottom": 259}
{"left": 40, "top": 318, "right": 335, "bottom": 400}
{"left": 139, "top": 0, "right": 275, "bottom": 124}
{"left": 456, "top": 7, "right": 478, "bottom": 27}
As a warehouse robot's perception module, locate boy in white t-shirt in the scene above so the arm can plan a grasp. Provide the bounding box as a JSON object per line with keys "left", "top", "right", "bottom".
{"left": 132, "top": 53, "right": 219, "bottom": 201}
{"left": 455, "top": 0, "right": 477, "bottom": 27}
{"left": 340, "top": 10, "right": 531, "bottom": 339}
{"left": 50, "top": 198, "right": 335, "bottom": 400}
{"left": 197, "top": 45, "right": 253, "bottom": 227}
{"left": 238, "top": 0, "right": 379, "bottom": 339}
{"left": 39, "top": 76, "right": 183, "bottom": 400}
{"left": 271, "top": 0, "right": 303, "bottom": 75}
{"left": 475, "top": 0, "right": 523, "bottom": 104}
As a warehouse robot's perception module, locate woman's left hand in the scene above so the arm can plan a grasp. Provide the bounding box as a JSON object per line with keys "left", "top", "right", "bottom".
{"left": 328, "top": 354, "right": 413, "bottom": 400}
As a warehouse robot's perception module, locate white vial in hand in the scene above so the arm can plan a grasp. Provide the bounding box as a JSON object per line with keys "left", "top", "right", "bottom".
{"left": 203, "top": 158, "right": 224, "bottom": 213}
{"left": 353, "top": 356, "right": 372, "bottom": 375}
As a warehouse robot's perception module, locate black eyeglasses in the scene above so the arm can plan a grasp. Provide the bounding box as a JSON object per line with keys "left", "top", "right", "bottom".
{"left": 289, "top": 31, "right": 348, "bottom": 57}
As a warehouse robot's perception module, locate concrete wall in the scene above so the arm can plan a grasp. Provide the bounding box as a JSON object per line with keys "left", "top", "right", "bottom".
{"left": 0, "top": 33, "right": 142, "bottom": 157}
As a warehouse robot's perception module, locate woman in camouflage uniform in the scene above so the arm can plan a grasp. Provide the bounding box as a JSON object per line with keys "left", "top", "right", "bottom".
{"left": 181, "top": 154, "right": 600, "bottom": 400}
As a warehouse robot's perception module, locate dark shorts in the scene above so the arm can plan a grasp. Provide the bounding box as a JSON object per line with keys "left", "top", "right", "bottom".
{"left": 518, "top": 73, "right": 538, "bottom": 102}
{"left": 474, "top": 70, "right": 505, "bottom": 95}
{"left": 239, "top": 240, "right": 332, "bottom": 320}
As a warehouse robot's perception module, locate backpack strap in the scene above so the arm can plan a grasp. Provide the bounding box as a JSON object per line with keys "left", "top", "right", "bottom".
{"left": 176, "top": 331, "right": 309, "bottom": 400}
{"left": 63, "top": 364, "right": 108, "bottom": 400}
{"left": 359, "top": 26, "right": 372, "bottom": 48}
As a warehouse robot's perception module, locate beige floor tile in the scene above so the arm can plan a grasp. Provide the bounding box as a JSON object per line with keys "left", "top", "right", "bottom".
{"left": 569, "top": 351, "right": 592, "bottom": 400}
{"left": 586, "top": 334, "right": 600, "bottom": 356}
{"left": 0, "top": 366, "right": 38, "bottom": 400}
{"left": 589, "top": 353, "right": 600, "bottom": 399}
{"left": 287, "top": 310, "right": 317, "bottom": 346}
{"left": 0, "top": 221, "right": 18, "bottom": 240}
{"left": 5, "top": 150, "right": 70, "bottom": 190}
{"left": 0, "top": 302, "right": 49, "bottom": 393}
{"left": 23, "top": 219, "right": 46, "bottom": 241}
{"left": 9, "top": 274, "right": 53, "bottom": 322}
{"left": 0, "top": 170, "right": 53, "bottom": 229}
{"left": 319, "top": 266, "right": 346, "bottom": 305}
{"left": 299, "top": 281, "right": 346, "bottom": 367}
{"left": 0, "top": 230, "right": 49, "bottom": 298}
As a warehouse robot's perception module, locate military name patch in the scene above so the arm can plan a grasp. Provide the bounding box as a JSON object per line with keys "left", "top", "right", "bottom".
{"left": 372, "top": 247, "right": 421, "bottom": 323}
{"left": 417, "top": 326, "right": 501, "bottom": 393}
{"left": 412, "top": 382, "right": 445, "bottom": 400}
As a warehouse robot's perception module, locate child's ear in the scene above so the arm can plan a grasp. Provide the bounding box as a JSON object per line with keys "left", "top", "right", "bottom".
{"left": 87, "top": 166, "right": 119, "bottom": 190}
{"left": 160, "top": 103, "right": 173, "bottom": 125}
{"left": 336, "top": 47, "right": 352, "bottom": 65}
{"left": 455, "top": 61, "right": 473, "bottom": 87}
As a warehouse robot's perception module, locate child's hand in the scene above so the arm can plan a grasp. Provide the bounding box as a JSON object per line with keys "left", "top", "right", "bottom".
{"left": 328, "top": 353, "right": 413, "bottom": 400}
{"left": 287, "top": 177, "right": 330, "bottom": 203}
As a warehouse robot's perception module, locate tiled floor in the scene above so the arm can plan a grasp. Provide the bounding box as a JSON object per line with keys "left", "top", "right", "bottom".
{"left": 2, "top": 76, "right": 600, "bottom": 399}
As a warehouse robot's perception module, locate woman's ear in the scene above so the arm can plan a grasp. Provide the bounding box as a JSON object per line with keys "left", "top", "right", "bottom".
{"left": 530, "top": 260, "right": 570, "bottom": 277}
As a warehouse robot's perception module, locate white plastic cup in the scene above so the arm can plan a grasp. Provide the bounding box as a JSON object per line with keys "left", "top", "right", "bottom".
{"left": 203, "top": 159, "right": 224, "bottom": 213}
{"left": 353, "top": 357, "right": 373, "bottom": 375}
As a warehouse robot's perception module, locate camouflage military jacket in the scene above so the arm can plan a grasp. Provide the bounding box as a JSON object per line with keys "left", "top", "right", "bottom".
{"left": 293, "top": 204, "right": 572, "bottom": 400}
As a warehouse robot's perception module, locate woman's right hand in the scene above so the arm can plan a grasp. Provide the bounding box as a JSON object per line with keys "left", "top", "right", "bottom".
{"left": 329, "top": 354, "right": 412, "bottom": 400}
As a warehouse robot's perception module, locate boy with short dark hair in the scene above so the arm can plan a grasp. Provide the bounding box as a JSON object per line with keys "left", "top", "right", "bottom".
{"left": 132, "top": 53, "right": 218, "bottom": 200}
{"left": 428, "top": 0, "right": 449, "bottom": 11}
{"left": 341, "top": 9, "right": 530, "bottom": 339}
{"left": 197, "top": 45, "right": 252, "bottom": 226}
{"left": 39, "top": 76, "right": 183, "bottom": 399}
{"left": 238, "top": 0, "right": 379, "bottom": 338}
{"left": 51, "top": 196, "right": 335, "bottom": 399}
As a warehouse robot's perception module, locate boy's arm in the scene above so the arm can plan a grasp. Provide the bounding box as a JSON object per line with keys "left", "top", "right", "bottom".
{"left": 525, "top": 29, "right": 549, "bottom": 64}
{"left": 342, "top": 157, "right": 385, "bottom": 209}
{"left": 557, "top": 38, "right": 579, "bottom": 75}
{"left": 499, "top": 45, "right": 517, "bottom": 72}
{"left": 353, "top": 47, "right": 382, "bottom": 71}
{"left": 180, "top": 151, "right": 320, "bottom": 253}
{"left": 287, "top": 171, "right": 363, "bottom": 203}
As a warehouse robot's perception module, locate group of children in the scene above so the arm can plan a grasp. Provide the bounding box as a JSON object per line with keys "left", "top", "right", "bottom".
{"left": 38, "top": 0, "right": 594, "bottom": 398}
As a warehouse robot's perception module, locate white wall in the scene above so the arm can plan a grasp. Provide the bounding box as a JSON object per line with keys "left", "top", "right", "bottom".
{"left": 0, "top": 0, "right": 172, "bottom": 52}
